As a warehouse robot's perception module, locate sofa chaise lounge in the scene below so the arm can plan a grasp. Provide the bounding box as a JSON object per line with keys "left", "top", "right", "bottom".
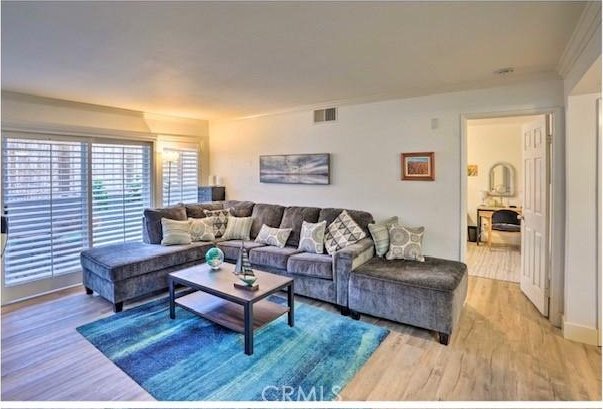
{"left": 80, "top": 199, "right": 467, "bottom": 344}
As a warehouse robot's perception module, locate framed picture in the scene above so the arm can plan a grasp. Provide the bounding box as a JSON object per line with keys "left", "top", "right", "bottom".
{"left": 467, "top": 164, "right": 478, "bottom": 176}
{"left": 401, "top": 152, "right": 435, "bottom": 181}
{"left": 260, "top": 153, "right": 330, "bottom": 185}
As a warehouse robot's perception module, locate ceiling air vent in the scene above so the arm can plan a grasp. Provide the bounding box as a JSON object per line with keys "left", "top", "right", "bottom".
{"left": 313, "top": 107, "right": 337, "bottom": 123}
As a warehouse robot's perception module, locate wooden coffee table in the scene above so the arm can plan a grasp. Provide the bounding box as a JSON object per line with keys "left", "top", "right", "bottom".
{"left": 168, "top": 263, "right": 294, "bottom": 355}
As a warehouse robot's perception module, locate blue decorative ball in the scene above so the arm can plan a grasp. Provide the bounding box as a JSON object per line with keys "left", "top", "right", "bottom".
{"left": 206, "top": 247, "right": 224, "bottom": 270}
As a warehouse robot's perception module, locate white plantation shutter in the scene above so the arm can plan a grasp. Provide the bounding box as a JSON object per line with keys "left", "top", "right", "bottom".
{"left": 2, "top": 137, "right": 89, "bottom": 285}
{"left": 92, "top": 143, "right": 152, "bottom": 246}
{"left": 2, "top": 135, "right": 152, "bottom": 287}
{"left": 163, "top": 149, "right": 199, "bottom": 206}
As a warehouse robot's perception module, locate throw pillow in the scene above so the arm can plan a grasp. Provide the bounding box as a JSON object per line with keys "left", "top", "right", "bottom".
{"left": 221, "top": 216, "right": 253, "bottom": 241}
{"left": 189, "top": 217, "right": 216, "bottom": 242}
{"left": 161, "top": 218, "right": 192, "bottom": 245}
{"left": 324, "top": 210, "right": 367, "bottom": 255}
{"left": 298, "top": 221, "right": 327, "bottom": 254}
{"left": 368, "top": 216, "right": 399, "bottom": 258}
{"left": 386, "top": 224, "right": 426, "bottom": 262}
{"left": 255, "top": 224, "right": 292, "bottom": 248}
{"left": 203, "top": 208, "right": 232, "bottom": 237}
{"left": 143, "top": 205, "right": 187, "bottom": 244}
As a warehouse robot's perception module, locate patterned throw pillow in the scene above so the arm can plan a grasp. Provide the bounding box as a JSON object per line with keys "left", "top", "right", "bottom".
{"left": 255, "top": 224, "right": 292, "bottom": 248}
{"left": 189, "top": 217, "right": 216, "bottom": 242}
{"left": 324, "top": 210, "right": 367, "bottom": 255}
{"left": 203, "top": 208, "right": 232, "bottom": 237}
{"left": 161, "top": 218, "right": 192, "bottom": 245}
{"left": 368, "top": 216, "right": 399, "bottom": 258}
{"left": 221, "top": 216, "right": 253, "bottom": 241}
{"left": 298, "top": 221, "right": 327, "bottom": 254}
{"left": 386, "top": 225, "right": 425, "bottom": 262}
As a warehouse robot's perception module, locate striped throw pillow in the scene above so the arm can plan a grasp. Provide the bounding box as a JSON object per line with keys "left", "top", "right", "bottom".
{"left": 368, "top": 216, "right": 399, "bottom": 258}
{"left": 221, "top": 216, "right": 253, "bottom": 241}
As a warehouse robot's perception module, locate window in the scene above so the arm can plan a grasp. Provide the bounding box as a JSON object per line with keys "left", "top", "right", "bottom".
{"left": 162, "top": 148, "right": 199, "bottom": 206}
{"left": 1, "top": 138, "right": 88, "bottom": 285}
{"left": 92, "top": 143, "right": 151, "bottom": 246}
{"left": 1, "top": 135, "right": 151, "bottom": 286}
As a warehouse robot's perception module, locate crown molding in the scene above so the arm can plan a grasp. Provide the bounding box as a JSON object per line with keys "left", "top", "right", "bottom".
{"left": 557, "top": 1, "right": 602, "bottom": 77}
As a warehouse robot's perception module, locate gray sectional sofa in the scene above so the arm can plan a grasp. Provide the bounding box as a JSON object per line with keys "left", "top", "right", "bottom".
{"left": 80, "top": 199, "right": 467, "bottom": 344}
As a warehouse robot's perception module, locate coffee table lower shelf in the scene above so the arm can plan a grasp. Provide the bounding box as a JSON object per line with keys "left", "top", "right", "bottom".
{"left": 175, "top": 291, "right": 290, "bottom": 333}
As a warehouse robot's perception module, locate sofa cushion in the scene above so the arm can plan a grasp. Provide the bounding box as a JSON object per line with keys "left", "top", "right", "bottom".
{"left": 204, "top": 208, "right": 232, "bottom": 237}
{"left": 161, "top": 218, "right": 192, "bottom": 245}
{"left": 255, "top": 225, "right": 292, "bottom": 248}
{"left": 250, "top": 203, "right": 285, "bottom": 239}
{"left": 249, "top": 246, "right": 301, "bottom": 270}
{"left": 221, "top": 216, "right": 253, "bottom": 241}
{"left": 287, "top": 252, "right": 333, "bottom": 280}
{"left": 298, "top": 220, "right": 327, "bottom": 254}
{"left": 223, "top": 200, "right": 256, "bottom": 217}
{"left": 318, "top": 208, "right": 374, "bottom": 236}
{"left": 324, "top": 210, "right": 367, "bottom": 255}
{"left": 143, "top": 205, "right": 187, "bottom": 244}
{"left": 185, "top": 203, "right": 224, "bottom": 219}
{"left": 80, "top": 241, "right": 212, "bottom": 282}
{"left": 353, "top": 257, "right": 466, "bottom": 292}
{"left": 217, "top": 240, "right": 266, "bottom": 261}
{"left": 279, "top": 206, "right": 321, "bottom": 247}
{"left": 189, "top": 217, "right": 216, "bottom": 242}
{"left": 368, "top": 216, "right": 399, "bottom": 258}
{"left": 386, "top": 224, "right": 425, "bottom": 262}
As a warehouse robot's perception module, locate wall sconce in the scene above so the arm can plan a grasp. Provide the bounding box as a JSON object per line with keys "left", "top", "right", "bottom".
{"left": 164, "top": 150, "right": 179, "bottom": 205}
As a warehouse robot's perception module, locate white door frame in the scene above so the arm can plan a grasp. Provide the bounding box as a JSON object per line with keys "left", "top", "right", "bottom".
{"left": 459, "top": 107, "right": 565, "bottom": 327}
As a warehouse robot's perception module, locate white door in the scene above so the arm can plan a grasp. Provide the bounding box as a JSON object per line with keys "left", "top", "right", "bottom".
{"left": 520, "top": 115, "right": 550, "bottom": 316}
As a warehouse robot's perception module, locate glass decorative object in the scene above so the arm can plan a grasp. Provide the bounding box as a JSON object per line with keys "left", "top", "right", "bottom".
{"left": 206, "top": 247, "right": 224, "bottom": 270}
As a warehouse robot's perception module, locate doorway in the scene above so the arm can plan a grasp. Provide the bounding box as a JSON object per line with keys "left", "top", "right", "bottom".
{"left": 465, "top": 116, "right": 536, "bottom": 283}
{"left": 462, "top": 113, "right": 556, "bottom": 320}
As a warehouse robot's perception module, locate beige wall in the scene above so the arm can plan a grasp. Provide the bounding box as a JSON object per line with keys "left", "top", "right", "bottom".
{"left": 210, "top": 79, "right": 564, "bottom": 261}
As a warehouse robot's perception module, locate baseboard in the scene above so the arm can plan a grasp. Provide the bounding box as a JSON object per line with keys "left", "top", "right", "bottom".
{"left": 563, "top": 320, "right": 600, "bottom": 346}
{"left": 1, "top": 283, "right": 82, "bottom": 306}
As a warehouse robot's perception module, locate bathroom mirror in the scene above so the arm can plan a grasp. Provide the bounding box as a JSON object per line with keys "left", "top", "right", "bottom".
{"left": 488, "top": 162, "right": 515, "bottom": 197}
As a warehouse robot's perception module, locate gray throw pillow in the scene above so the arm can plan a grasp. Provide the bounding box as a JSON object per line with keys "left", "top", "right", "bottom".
{"left": 161, "top": 218, "right": 192, "bottom": 245}
{"left": 255, "top": 224, "right": 292, "bottom": 248}
{"left": 386, "top": 224, "right": 425, "bottom": 262}
{"left": 368, "top": 216, "right": 399, "bottom": 258}
{"left": 220, "top": 216, "right": 253, "bottom": 241}
{"left": 324, "top": 210, "right": 367, "bottom": 255}
{"left": 298, "top": 220, "right": 327, "bottom": 254}
{"left": 203, "top": 208, "right": 232, "bottom": 237}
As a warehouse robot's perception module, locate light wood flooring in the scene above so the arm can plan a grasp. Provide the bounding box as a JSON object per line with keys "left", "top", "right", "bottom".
{"left": 466, "top": 242, "right": 521, "bottom": 283}
{"left": 2, "top": 277, "right": 601, "bottom": 401}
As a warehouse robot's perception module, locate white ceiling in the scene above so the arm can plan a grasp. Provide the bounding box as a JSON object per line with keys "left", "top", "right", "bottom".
{"left": 1, "top": 1, "right": 585, "bottom": 120}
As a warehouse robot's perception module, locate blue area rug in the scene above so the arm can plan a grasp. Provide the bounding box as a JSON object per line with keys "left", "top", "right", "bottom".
{"left": 77, "top": 295, "right": 388, "bottom": 401}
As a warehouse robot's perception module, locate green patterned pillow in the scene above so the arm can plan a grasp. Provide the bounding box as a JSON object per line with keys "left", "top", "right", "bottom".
{"left": 221, "top": 216, "right": 253, "bottom": 241}
{"left": 368, "top": 216, "right": 399, "bottom": 258}
{"left": 255, "top": 224, "right": 292, "bottom": 248}
{"left": 298, "top": 221, "right": 327, "bottom": 254}
{"left": 189, "top": 217, "right": 216, "bottom": 242}
{"left": 386, "top": 224, "right": 425, "bottom": 262}
{"left": 161, "top": 218, "right": 192, "bottom": 245}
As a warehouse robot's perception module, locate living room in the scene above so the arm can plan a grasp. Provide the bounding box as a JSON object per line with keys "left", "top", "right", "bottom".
{"left": 1, "top": 0, "right": 601, "bottom": 406}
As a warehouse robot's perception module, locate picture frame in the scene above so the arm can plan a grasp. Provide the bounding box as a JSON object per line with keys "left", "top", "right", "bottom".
{"left": 401, "top": 152, "right": 435, "bottom": 181}
{"left": 259, "top": 153, "right": 330, "bottom": 185}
